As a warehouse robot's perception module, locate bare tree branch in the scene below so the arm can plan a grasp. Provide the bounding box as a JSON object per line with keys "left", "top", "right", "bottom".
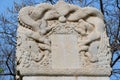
{"left": 99, "top": 0, "right": 104, "bottom": 15}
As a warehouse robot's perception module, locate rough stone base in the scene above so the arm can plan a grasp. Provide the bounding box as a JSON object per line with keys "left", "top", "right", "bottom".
{"left": 23, "top": 76, "right": 109, "bottom": 80}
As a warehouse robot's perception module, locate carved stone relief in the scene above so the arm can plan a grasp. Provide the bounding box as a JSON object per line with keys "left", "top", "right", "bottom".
{"left": 16, "top": 1, "right": 112, "bottom": 76}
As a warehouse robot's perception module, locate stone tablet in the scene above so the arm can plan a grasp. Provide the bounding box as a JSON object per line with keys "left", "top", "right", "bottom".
{"left": 51, "top": 34, "right": 79, "bottom": 69}
{"left": 16, "top": 0, "right": 112, "bottom": 77}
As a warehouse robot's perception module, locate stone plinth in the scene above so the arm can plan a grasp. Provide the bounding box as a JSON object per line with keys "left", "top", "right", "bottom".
{"left": 23, "top": 76, "right": 109, "bottom": 80}
{"left": 16, "top": 0, "right": 112, "bottom": 80}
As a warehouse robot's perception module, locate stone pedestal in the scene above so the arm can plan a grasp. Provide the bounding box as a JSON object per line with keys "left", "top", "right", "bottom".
{"left": 23, "top": 76, "right": 109, "bottom": 80}
{"left": 16, "top": 1, "right": 112, "bottom": 80}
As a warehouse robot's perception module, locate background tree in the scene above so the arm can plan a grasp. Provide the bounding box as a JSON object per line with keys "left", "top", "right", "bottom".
{"left": 0, "top": 0, "right": 119, "bottom": 80}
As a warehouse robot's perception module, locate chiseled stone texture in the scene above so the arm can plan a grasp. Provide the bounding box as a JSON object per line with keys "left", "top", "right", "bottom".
{"left": 16, "top": 0, "right": 112, "bottom": 77}
{"left": 23, "top": 76, "right": 109, "bottom": 80}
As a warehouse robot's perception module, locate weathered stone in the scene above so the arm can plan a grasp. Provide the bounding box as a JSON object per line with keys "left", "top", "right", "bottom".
{"left": 16, "top": 0, "right": 112, "bottom": 79}
{"left": 50, "top": 34, "right": 79, "bottom": 69}
{"left": 23, "top": 76, "right": 109, "bottom": 80}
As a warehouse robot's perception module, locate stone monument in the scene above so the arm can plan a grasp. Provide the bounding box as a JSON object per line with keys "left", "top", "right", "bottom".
{"left": 16, "top": 1, "right": 112, "bottom": 80}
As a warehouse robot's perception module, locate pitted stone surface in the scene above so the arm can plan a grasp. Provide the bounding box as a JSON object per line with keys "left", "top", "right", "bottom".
{"left": 16, "top": 0, "right": 112, "bottom": 77}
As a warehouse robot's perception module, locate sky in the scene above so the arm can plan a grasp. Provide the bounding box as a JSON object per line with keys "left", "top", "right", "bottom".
{"left": 0, "top": 0, "right": 15, "bottom": 13}
{"left": 0, "top": 0, "right": 44, "bottom": 13}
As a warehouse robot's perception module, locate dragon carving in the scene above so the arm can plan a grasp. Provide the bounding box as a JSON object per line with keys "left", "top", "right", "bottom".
{"left": 18, "top": 0, "right": 106, "bottom": 64}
